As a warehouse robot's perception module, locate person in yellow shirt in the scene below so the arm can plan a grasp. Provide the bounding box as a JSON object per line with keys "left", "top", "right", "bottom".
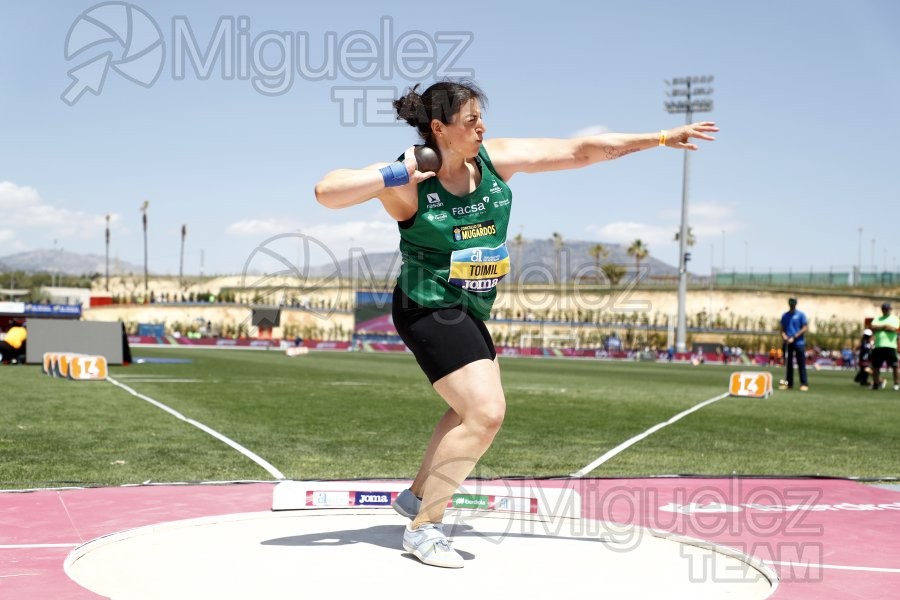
{"left": 0, "top": 321, "right": 27, "bottom": 364}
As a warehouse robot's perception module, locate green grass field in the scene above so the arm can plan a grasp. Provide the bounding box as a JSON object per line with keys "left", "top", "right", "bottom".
{"left": 1, "top": 348, "right": 897, "bottom": 489}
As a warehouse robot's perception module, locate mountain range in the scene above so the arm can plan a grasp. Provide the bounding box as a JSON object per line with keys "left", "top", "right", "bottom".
{"left": 325, "top": 238, "right": 692, "bottom": 283}
{"left": 0, "top": 250, "right": 142, "bottom": 277}
{"left": 2, "top": 239, "right": 697, "bottom": 282}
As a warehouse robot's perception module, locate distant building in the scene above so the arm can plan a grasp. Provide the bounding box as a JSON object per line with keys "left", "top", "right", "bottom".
{"left": 41, "top": 286, "right": 91, "bottom": 306}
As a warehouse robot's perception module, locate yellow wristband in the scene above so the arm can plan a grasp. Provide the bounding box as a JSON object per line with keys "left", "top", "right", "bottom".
{"left": 658, "top": 130, "right": 667, "bottom": 147}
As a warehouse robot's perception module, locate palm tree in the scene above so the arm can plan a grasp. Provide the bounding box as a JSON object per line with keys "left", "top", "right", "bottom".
{"left": 601, "top": 262, "right": 626, "bottom": 285}
{"left": 589, "top": 243, "right": 608, "bottom": 282}
{"left": 512, "top": 232, "right": 525, "bottom": 284}
{"left": 552, "top": 232, "right": 565, "bottom": 284}
{"left": 627, "top": 239, "right": 649, "bottom": 278}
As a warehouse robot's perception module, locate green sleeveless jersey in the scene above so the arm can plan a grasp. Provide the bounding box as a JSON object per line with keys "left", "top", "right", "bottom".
{"left": 873, "top": 313, "right": 900, "bottom": 349}
{"left": 397, "top": 145, "right": 513, "bottom": 321}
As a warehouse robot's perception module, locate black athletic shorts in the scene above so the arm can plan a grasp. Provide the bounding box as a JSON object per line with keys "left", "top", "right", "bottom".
{"left": 871, "top": 346, "right": 899, "bottom": 369}
{"left": 391, "top": 285, "right": 496, "bottom": 384}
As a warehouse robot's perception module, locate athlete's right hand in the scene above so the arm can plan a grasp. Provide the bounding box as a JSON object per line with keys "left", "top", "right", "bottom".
{"left": 403, "top": 146, "right": 437, "bottom": 183}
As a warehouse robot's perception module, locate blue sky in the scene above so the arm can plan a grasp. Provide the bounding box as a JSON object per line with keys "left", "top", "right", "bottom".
{"left": 1, "top": 0, "right": 898, "bottom": 278}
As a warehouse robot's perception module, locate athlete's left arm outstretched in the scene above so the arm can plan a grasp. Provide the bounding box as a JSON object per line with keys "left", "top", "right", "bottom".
{"left": 484, "top": 122, "right": 717, "bottom": 181}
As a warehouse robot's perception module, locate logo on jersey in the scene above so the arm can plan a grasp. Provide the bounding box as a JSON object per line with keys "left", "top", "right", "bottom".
{"left": 426, "top": 192, "right": 443, "bottom": 209}
{"left": 448, "top": 243, "right": 511, "bottom": 293}
{"left": 453, "top": 220, "right": 496, "bottom": 242}
{"left": 452, "top": 200, "right": 488, "bottom": 217}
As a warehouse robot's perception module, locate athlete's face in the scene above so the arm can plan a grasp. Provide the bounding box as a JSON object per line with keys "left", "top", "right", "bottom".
{"left": 439, "top": 99, "right": 485, "bottom": 159}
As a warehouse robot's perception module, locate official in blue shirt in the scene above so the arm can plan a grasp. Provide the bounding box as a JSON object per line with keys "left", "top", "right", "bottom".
{"left": 780, "top": 297, "right": 809, "bottom": 390}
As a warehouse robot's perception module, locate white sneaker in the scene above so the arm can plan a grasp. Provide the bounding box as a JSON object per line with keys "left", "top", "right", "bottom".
{"left": 392, "top": 489, "right": 420, "bottom": 520}
{"left": 402, "top": 523, "right": 464, "bottom": 568}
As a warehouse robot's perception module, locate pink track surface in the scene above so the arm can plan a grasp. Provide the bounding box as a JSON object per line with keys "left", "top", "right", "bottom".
{"left": 1, "top": 478, "right": 897, "bottom": 599}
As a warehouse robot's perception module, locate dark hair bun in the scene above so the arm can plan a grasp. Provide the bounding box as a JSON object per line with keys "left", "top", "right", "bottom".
{"left": 392, "top": 85, "right": 429, "bottom": 134}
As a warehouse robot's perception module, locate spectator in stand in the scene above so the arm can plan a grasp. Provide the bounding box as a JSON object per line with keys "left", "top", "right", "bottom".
{"left": 854, "top": 328, "right": 873, "bottom": 387}
{"left": 870, "top": 302, "right": 899, "bottom": 391}
{"left": 834, "top": 348, "right": 848, "bottom": 368}
{"left": 691, "top": 347, "right": 706, "bottom": 365}
{"left": 0, "top": 320, "right": 27, "bottom": 364}
{"left": 779, "top": 297, "right": 809, "bottom": 391}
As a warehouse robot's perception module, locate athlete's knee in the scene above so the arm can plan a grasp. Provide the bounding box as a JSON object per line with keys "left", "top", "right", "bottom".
{"left": 468, "top": 391, "right": 506, "bottom": 438}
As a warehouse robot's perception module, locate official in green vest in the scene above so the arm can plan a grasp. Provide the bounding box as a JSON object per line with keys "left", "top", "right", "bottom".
{"left": 315, "top": 79, "right": 718, "bottom": 568}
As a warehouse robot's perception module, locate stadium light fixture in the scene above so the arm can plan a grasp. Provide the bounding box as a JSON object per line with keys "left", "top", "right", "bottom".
{"left": 665, "top": 75, "right": 714, "bottom": 354}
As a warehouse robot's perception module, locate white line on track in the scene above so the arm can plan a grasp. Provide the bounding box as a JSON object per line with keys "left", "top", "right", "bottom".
{"left": 0, "top": 544, "right": 79, "bottom": 549}
{"left": 571, "top": 392, "right": 731, "bottom": 477}
{"left": 768, "top": 561, "right": 900, "bottom": 574}
{"left": 57, "top": 492, "right": 84, "bottom": 543}
{"left": 106, "top": 376, "right": 285, "bottom": 480}
{"left": 109, "top": 379, "right": 204, "bottom": 384}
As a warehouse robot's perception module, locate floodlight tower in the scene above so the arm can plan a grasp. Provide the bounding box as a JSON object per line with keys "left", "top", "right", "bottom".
{"left": 665, "top": 75, "right": 714, "bottom": 353}
{"left": 105, "top": 214, "right": 110, "bottom": 291}
{"left": 179, "top": 225, "right": 187, "bottom": 289}
{"left": 140, "top": 200, "right": 149, "bottom": 293}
